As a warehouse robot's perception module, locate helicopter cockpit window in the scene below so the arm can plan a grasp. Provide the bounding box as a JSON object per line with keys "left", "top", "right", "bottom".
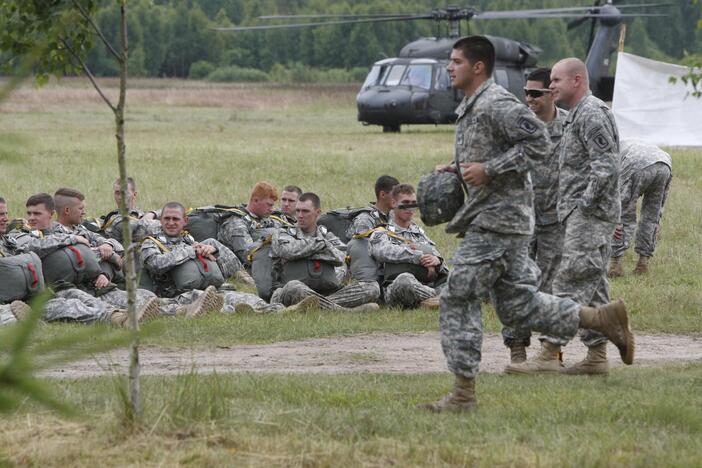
{"left": 384, "top": 65, "right": 407, "bottom": 86}
{"left": 400, "top": 64, "right": 432, "bottom": 90}
{"left": 362, "top": 65, "right": 383, "bottom": 89}
{"left": 434, "top": 67, "right": 451, "bottom": 90}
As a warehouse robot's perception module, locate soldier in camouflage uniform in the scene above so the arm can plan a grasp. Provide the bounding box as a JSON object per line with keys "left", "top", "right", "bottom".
{"left": 95, "top": 177, "right": 160, "bottom": 243}
{"left": 278, "top": 185, "right": 302, "bottom": 223}
{"left": 217, "top": 182, "right": 292, "bottom": 268}
{"left": 10, "top": 193, "right": 160, "bottom": 326}
{"left": 141, "top": 201, "right": 247, "bottom": 317}
{"left": 507, "top": 58, "right": 622, "bottom": 376}
{"left": 345, "top": 175, "right": 399, "bottom": 239}
{"left": 609, "top": 140, "right": 672, "bottom": 277}
{"left": 0, "top": 196, "right": 33, "bottom": 326}
{"left": 270, "top": 192, "right": 380, "bottom": 312}
{"left": 369, "top": 184, "right": 447, "bottom": 309}
{"left": 501, "top": 68, "right": 569, "bottom": 363}
{"left": 420, "top": 37, "right": 634, "bottom": 414}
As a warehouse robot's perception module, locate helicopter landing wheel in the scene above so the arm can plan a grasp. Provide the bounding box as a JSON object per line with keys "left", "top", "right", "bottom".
{"left": 382, "top": 124, "right": 401, "bottom": 133}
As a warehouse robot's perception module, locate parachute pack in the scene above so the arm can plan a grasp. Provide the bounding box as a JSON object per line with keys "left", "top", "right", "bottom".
{"left": 185, "top": 205, "right": 248, "bottom": 242}
{"left": 317, "top": 206, "right": 379, "bottom": 244}
{"left": 0, "top": 252, "right": 45, "bottom": 303}
{"left": 41, "top": 243, "right": 102, "bottom": 287}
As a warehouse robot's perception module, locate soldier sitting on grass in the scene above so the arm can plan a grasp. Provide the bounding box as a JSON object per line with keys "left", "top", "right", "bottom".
{"left": 369, "top": 184, "right": 448, "bottom": 309}
{"left": 270, "top": 192, "right": 380, "bottom": 312}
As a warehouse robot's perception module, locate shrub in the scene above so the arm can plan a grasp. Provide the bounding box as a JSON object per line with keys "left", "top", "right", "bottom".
{"left": 205, "top": 66, "right": 269, "bottom": 82}
{"left": 189, "top": 61, "right": 216, "bottom": 80}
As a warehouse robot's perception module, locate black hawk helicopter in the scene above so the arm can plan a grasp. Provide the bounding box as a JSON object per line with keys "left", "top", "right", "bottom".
{"left": 216, "top": 2, "right": 668, "bottom": 132}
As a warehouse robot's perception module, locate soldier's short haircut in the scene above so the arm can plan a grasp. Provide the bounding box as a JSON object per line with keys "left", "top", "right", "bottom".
{"left": 391, "top": 183, "right": 415, "bottom": 199}
{"left": 54, "top": 187, "right": 84, "bottom": 212}
{"left": 527, "top": 68, "right": 552, "bottom": 88}
{"left": 453, "top": 35, "right": 495, "bottom": 76}
{"left": 0, "top": 197, "right": 5, "bottom": 204}
{"left": 283, "top": 185, "right": 303, "bottom": 196}
{"left": 298, "top": 192, "right": 321, "bottom": 209}
{"left": 161, "top": 201, "right": 186, "bottom": 217}
{"left": 374, "top": 175, "right": 400, "bottom": 198}
{"left": 250, "top": 181, "right": 279, "bottom": 202}
{"left": 114, "top": 177, "right": 136, "bottom": 192}
{"left": 26, "top": 193, "right": 55, "bottom": 212}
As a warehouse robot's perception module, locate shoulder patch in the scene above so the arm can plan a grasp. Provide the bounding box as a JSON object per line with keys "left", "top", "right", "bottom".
{"left": 592, "top": 132, "right": 611, "bottom": 151}
{"left": 319, "top": 225, "right": 328, "bottom": 235}
{"left": 517, "top": 115, "right": 538, "bottom": 134}
{"left": 287, "top": 227, "right": 297, "bottom": 236}
{"left": 586, "top": 125, "right": 614, "bottom": 152}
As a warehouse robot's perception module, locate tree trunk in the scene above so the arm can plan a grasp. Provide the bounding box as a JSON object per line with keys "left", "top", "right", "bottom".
{"left": 114, "top": 0, "right": 140, "bottom": 420}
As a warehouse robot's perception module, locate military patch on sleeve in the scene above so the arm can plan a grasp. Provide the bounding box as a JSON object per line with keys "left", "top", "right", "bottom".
{"left": 517, "top": 116, "right": 538, "bottom": 134}
{"left": 586, "top": 126, "right": 613, "bottom": 152}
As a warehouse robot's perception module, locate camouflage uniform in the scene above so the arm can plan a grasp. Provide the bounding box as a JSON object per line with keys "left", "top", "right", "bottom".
{"left": 547, "top": 91, "right": 620, "bottom": 348}
{"left": 217, "top": 206, "right": 290, "bottom": 267}
{"left": 612, "top": 140, "right": 672, "bottom": 258}
{"left": 368, "top": 217, "right": 448, "bottom": 308}
{"left": 0, "top": 237, "right": 18, "bottom": 326}
{"left": 42, "top": 287, "right": 115, "bottom": 324}
{"left": 346, "top": 204, "right": 390, "bottom": 238}
{"left": 141, "top": 228, "right": 242, "bottom": 315}
{"left": 440, "top": 79, "right": 581, "bottom": 379}
{"left": 0, "top": 234, "right": 14, "bottom": 257}
{"left": 222, "top": 291, "right": 284, "bottom": 314}
{"left": 0, "top": 304, "right": 16, "bottom": 326}
{"left": 270, "top": 225, "right": 380, "bottom": 310}
{"left": 502, "top": 107, "right": 568, "bottom": 347}
{"left": 95, "top": 208, "right": 161, "bottom": 244}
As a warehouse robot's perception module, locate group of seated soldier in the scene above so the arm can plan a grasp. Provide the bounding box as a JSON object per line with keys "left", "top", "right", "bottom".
{"left": 0, "top": 175, "right": 447, "bottom": 327}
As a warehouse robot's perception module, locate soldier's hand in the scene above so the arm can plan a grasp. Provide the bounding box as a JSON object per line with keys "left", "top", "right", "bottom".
{"left": 73, "top": 235, "right": 90, "bottom": 246}
{"left": 194, "top": 243, "right": 217, "bottom": 260}
{"left": 435, "top": 164, "right": 455, "bottom": 173}
{"left": 97, "top": 243, "right": 114, "bottom": 260}
{"left": 420, "top": 254, "right": 441, "bottom": 268}
{"left": 112, "top": 254, "right": 123, "bottom": 270}
{"left": 613, "top": 225, "right": 623, "bottom": 241}
{"left": 94, "top": 274, "right": 110, "bottom": 289}
{"left": 460, "top": 163, "right": 490, "bottom": 186}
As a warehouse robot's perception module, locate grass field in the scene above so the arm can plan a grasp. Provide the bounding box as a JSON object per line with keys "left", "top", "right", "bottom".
{"left": 1, "top": 78, "right": 701, "bottom": 466}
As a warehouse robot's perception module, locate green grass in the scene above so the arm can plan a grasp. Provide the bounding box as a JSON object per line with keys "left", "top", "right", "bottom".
{"left": 1, "top": 79, "right": 700, "bottom": 342}
{"left": 1, "top": 365, "right": 702, "bottom": 466}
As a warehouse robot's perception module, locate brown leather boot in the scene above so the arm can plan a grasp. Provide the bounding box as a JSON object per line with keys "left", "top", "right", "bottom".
{"left": 418, "top": 374, "right": 476, "bottom": 413}
{"left": 562, "top": 343, "right": 609, "bottom": 375}
{"left": 579, "top": 300, "right": 634, "bottom": 365}
{"left": 348, "top": 302, "right": 380, "bottom": 313}
{"left": 505, "top": 341, "right": 563, "bottom": 374}
{"left": 420, "top": 296, "right": 440, "bottom": 309}
{"left": 633, "top": 256, "right": 649, "bottom": 275}
{"left": 110, "top": 309, "right": 129, "bottom": 327}
{"left": 10, "top": 301, "right": 32, "bottom": 321}
{"left": 608, "top": 256, "right": 624, "bottom": 278}
{"left": 182, "top": 286, "right": 224, "bottom": 318}
{"left": 509, "top": 342, "right": 527, "bottom": 364}
{"left": 284, "top": 295, "right": 320, "bottom": 313}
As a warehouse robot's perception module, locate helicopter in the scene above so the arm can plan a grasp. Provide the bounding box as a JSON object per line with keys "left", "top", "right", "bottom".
{"left": 215, "top": 2, "right": 668, "bottom": 132}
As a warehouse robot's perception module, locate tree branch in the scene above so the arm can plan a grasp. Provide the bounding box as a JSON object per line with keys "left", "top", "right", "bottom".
{"left": 59, "top": 38, "right": 116, "bottom": 112}
{"left": 71, "top": 0, "right": 123, "bottom": 64}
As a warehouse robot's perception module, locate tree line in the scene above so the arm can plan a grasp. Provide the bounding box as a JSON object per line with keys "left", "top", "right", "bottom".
{"left": 3, "top": 0, "right": 701, "bottom": 82}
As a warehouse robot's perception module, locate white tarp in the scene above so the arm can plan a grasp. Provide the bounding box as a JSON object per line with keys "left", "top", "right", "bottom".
{"left": 612, "top": 52, "right": 702, "bottom": 147}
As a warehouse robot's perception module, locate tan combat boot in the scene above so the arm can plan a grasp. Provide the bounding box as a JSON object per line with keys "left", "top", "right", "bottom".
{"left": 283, "top": 295, "right": 320, "bottom": 313}
{"left": 234, "top": 270, "right": 257, "bottom": 287}
{"left": 505, "top": 341, "right": 562, "bottom": 374}
{"left": 349, "top": 302, "right": 380, "bottom": 313}
{"left": 419, "top": 296, "right": 440, "bottom": 310}
{"left": 509, "top": 342, "right": 528, "bottom": 364}
{"left": 418, "top": 374, "right": 476, "bottom": 413}
{"left": 633, "top": 255, "right": 649, "bottom": 275}
{"left": 608, "top": 256, "right": 624, "bottom": 278}
{"left": 110, "top": 298, "right": 162, "bottom": 328}
{"left": 579, "top": 300, "right": 634, "bottom": 365}
{"left": 234, "top": 303, "right": 256, "bottom": 314}
{"left": 110, "top": 309, "right": 129, "bottom": 327}
{"left": 562, "top": 343, "right": 609, "bottom": 375}
{"left": 10, "top": 301, "right": 32, "bottom": 321}
{"left": 179, "top": 286, "right": 224, "bottom": 319}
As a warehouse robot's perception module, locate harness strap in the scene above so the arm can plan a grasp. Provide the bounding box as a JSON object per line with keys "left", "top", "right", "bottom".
{"left": 145, "top": 236, "right": 171, "bottom": 253}
{"left": 27, "top": 261, "right": 39, "bottom": 288}
{"left": 67, "top": 245, "right": 85, "bottom": 267}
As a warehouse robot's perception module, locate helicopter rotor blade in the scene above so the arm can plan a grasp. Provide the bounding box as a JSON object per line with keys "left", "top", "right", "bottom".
{"left": 481, "top": 2, "right": 673, "bottom": 17}
{"left": 213, "top": 15, "right": 433, "bottom": 32}
{"left": 258, "top": 14, "right": 423, "bottom": 20}
{"left": 476, "top": 12, "right": 666, "bottom": 20}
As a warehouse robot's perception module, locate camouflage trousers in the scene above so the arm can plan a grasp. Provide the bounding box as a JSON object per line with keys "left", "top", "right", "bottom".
{"left": 200, "top": 238, "right": 243, "bottom": 279}
{"left": 0, "top": 304, "right": 17, "bottom": 326}
{"left": 612, "top": 163, "right": 672, "bottom": 258}
{"left": 160, "top": 289, "right": 211, "bottom": 316}
{"left": 271, "top": 280, "right": 380, "bottom": 311}
{"left": 222, "top": 291, "right": 284, "bottom": 314}
{"left": 98, "top": 287, "right": 158, "bottom": 313}
{"left": 502, "top": 221, "right": 565, "bottom": 347}
{"left": 544, "top": 209, "right": 615, "bottom": 347}
{"left": 384, "top": 273, "right": 444, "bottom": 309}
{"left": 440, "top": 229, "right": 580, "bottom": 379}
{"left": 43, "top": 288, "right": 114, "bottom": 324}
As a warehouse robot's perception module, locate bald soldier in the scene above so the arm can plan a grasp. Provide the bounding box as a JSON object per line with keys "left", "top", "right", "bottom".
{"left": 507, "top": 58, "right": 621, "bottom": 376}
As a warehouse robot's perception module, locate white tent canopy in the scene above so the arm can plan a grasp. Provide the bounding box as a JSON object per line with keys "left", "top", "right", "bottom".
{"left": 612, "top": 52, "right": 702, "bottom": 147}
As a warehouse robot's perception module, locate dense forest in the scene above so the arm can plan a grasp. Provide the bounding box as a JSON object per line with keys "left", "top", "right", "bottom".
{"left": 5, "top": 0, "right": 702, "bottom": 82}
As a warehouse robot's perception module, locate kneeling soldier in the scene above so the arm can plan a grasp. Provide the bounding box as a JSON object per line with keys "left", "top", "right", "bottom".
{"left": 369, "top": 184, "right": 448, "bottom": 308}
{"left": 270, "top": 192, "right": 380, "bottom": 312}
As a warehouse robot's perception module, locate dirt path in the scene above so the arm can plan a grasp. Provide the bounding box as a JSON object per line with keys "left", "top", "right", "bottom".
{"left": 42, "top": 332, "right": 702, "bottom": 378}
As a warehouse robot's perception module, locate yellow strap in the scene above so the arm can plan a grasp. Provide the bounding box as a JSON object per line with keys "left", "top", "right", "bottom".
{"left": 102, "top": 214, "right": 138, "bottom": 230}
{"left": 246, "top": 235, "right": 273, "bottom": 263}
{"left": 145, "top": 236, "right": 170, "bottom": 253}
{"left": 270, "top": 215, "right": 292, "bottom": 226}
{"left": 353, "top": 226, "right": 411, "bottom": 244}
